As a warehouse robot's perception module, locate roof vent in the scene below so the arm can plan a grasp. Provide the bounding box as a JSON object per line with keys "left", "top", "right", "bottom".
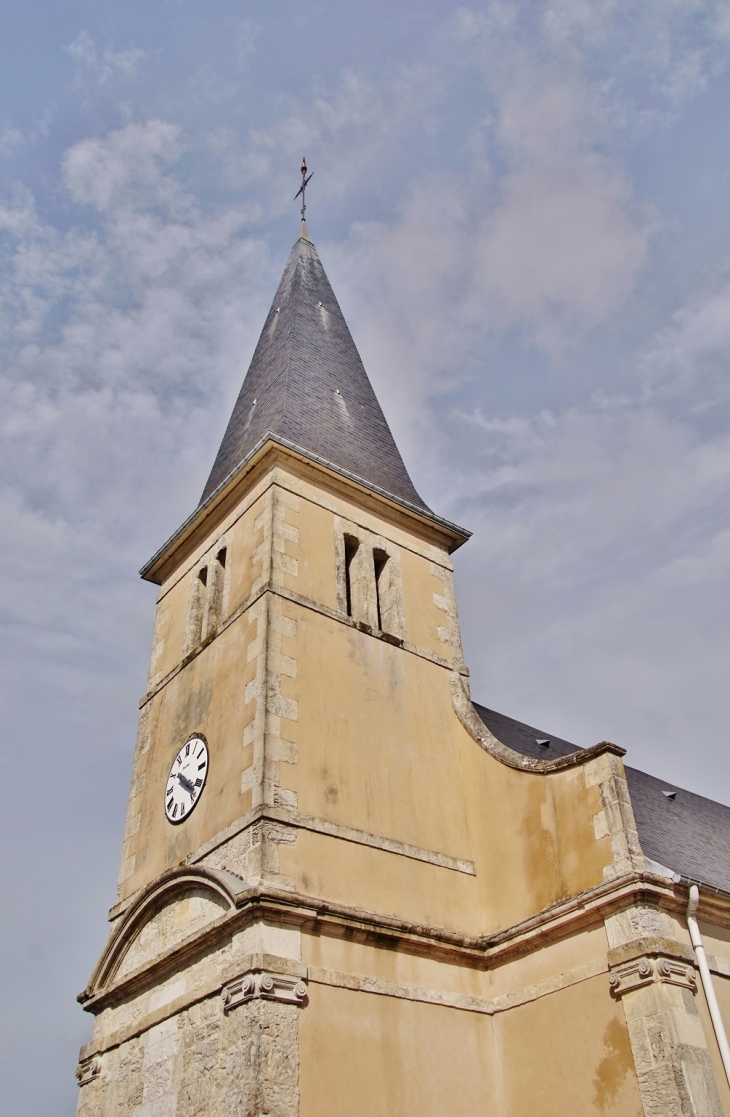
{"left": 662, "top": 790, "right": 677, "bottom": 800}
{"left": 536, "top": 739, "right": 550, "bottom": 748}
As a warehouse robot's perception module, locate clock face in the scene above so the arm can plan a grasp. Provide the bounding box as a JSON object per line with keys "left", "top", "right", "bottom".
{"left": 165, "top": 736, "right": 209, "bottom": 824}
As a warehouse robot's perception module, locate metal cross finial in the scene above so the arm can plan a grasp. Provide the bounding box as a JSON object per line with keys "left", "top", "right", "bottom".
{"left": 294, "top": 157, "right": 313, "bottom": 221}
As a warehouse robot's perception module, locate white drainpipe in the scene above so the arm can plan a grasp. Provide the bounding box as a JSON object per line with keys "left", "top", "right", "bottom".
{"left": 687, "top": 884, "right": 730, "bottom": 1087}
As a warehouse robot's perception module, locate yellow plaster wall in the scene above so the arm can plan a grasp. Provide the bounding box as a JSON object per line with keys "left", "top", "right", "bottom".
{"left": 272, "top": 466, "right": 452, "bottom": 644}
{"left": 456, "top": 739, "right": 611, "bottom": 931}
{"left": 148, "top": 492, "right": 265, "bottom": 685}
{"left": 225, "top": 493, "right": 265, "bottom": 616}
{"left": 303, "top": 932, "right": 488, "bottom": 999}
{"left": 283, "top": 494, "right": 337, "bottom": 609}
{"left": 122, "top": 612, "right": 256, "bottom": 899}
{"left": 299, "top": 974, "right": 641, "bottom": 1117}
{"left": 128, "top": 460, "right": 614, "bottom": 930}
{"left": 299, "top": 983, "right": 497, "bottom": 1117}
{"left": 281, "top": 601, "right": 472, "bottom": 857}
{"left": 400, "top": 545, "right": 453, "bottom": 660}
{"left": 301, "top": 922, "right": 609, "bottom": 1004}
{"left": 485, "top": 922, "right": 608, "bottom": 999}
{"left": 692, "top": 920, "right": 730, "bottom": 1113}
{"left": 496, "top": 974, "right": 644, "bottom": 1116}
{"left": 281, "top": 830, "right": 478, "bottom": 930}
{"left": 279, "top": 593, "right": 612, "bottom": 934}
{"left": 147, "top": 574, "right": 189, "bottom": 688}
{"left": 695, "top": 972, "right": 730, "bottom": 1115}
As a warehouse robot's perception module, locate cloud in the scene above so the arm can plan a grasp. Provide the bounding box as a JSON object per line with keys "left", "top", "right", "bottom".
{"left": 470, "top": 64, "right": 650, "bottom": 348}
{"left": 450, "top": 388, "right": 730, "bottom": 784}
{"left": 63, "top": 119, "right": 184, "bottom": 212}
{"left": 0, "top": 121, "right": 274, "bottom": 673}
{"left": 325, "top": 66, "right": 649, "bottom": 415}
{"left": 66, "top": 30, "right": 144, "bottom": 83}
{"left": 0, "top": 126, "right": 23, "bottom": 157}
{"left": 639, "top": 266, "right": 730, "bottom": 410}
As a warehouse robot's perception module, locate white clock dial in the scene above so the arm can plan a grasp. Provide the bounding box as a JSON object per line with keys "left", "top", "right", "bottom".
{"left": 165, "top": 736, "right": 208, "bottom": 824}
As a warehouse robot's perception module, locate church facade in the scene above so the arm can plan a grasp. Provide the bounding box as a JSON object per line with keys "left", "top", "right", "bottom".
{"left": 75, "top": 220, "right": 730, "bottom": 1117}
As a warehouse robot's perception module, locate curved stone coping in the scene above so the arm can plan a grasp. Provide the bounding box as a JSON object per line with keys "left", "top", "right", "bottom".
{"left": 450, "top": 672, "right": 625, "bottom": 773}
{"left": 82, "top": 866, "right": 250, "bottom": 999}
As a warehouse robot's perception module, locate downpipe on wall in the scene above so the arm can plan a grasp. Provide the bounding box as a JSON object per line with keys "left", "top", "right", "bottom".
{"left": 687, "top": 884, "right": 730, "bottom": 1088}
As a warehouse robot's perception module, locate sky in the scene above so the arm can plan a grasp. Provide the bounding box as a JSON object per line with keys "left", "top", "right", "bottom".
{"left": 2, "top": 1, "right": 730, "bottom": 1112}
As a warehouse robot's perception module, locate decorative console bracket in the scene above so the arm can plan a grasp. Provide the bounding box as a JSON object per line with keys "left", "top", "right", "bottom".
{"left": 609, "top": 955, "right": 697, "bottom": 998}
{"left": 76, "top": 1054, "right": 102, "bottom": 1087}
{"left": 221, "top": 971, "right": 307, "bottom": 1013}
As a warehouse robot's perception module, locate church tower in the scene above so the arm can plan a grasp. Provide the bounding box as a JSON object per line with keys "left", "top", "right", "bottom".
{"left": 75, "top": 217, "right": 730, "bottom": 1117}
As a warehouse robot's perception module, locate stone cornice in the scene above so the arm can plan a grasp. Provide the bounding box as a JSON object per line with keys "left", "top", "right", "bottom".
{"left": 88, "top": 870, "right": 730, "bottom": 1017}
{"left": 140, "top": 436, "right": 470, "bottom": 585}
{"left": 80, "top": 948, "right": 610, "bottom": 1064}
{"left": 108, "top": 804, "right": 476, "bottom": 924}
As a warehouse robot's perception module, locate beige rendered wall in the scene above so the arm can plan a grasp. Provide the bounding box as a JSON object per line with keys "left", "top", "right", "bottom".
{"left": 81, "top": 451, "right": 661, "bottom": 1117}
{"left": 298, "top": 976, "right": 642, "bottom": 1117}
{"left": 277, "top": 590, "right": 612, "bottom": 933}
{"left": 120, "top": 615, "right": 258, "bottom": 898}
{"left": 146, "top": 489, "right": 266, "bottom": 689}
{"left": 299, "top": 985, "right": 497, "bottom": 1117}
{"left": 118, "top": 457, "right": 616, "bottom": 927}
{"left": 496, "top": 974, "right": 643, "bottom": 1117}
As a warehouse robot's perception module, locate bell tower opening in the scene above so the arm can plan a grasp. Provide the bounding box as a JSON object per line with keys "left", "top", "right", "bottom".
{"left": 344, "top": 534, "right": 359, "bottom": 619}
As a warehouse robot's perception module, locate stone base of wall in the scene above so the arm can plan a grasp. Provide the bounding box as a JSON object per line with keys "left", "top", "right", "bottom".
{"left": 77, "top": 994, "right": 300, "bottom": 1117}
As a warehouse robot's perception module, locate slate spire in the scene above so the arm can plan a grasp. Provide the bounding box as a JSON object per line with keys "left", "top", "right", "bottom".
{"left": 199, "top": 221, "right": 429, "bottom": 512}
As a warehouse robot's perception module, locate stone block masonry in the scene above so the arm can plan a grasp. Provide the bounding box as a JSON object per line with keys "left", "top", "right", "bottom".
{"left": 76, "top": 992, "right": 301, "bottom": 1117}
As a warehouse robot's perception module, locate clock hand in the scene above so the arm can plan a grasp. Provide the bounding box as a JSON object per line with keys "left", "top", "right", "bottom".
{"left": 176, "top": 771, "right": 196, "bottom": 795}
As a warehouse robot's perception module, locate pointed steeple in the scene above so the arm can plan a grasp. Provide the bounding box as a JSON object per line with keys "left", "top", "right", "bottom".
{"left": 200, "top": 221, "right": 430, "bottom": 512}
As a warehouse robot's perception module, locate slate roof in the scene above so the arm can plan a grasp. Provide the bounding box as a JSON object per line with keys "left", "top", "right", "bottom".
{"left": 200, "top": 221, "right": 429, "bottom": 511}
{"left": 473, "top": 701, "right": 730, "bottom": 895}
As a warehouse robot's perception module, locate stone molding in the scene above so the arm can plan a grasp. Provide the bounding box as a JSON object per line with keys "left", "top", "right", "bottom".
{"left": 76, "top": 1054, "right": 102, "bottom": 1087}
{"left": 79, "top": 953, "right": 306, "bottom": 1064}
{"left": 139, "top": 437, "right": 468, "bottom": 586}
{"left": 96, "top": 875, "right": 694, "bottom": 1018}
{"left": 138, "top": 577, "right": 463, "bottom": 713}
{"left": 334, "top": 515, "right": 406, "bottom": 636}
{"left": 79, "top": 948, "right": 603, "bottom": 1066}
{"left": 222, "top": 971, "right": 307, "bottom": 1013}
{"left": 451, "top": 671, "right": 626, "bottom": 774}
{"left": 608, "top": 954, "right": 697, "bottom": 998}
{"left": 147, "top": 464, "right": 455, "bottom": 615}
{"left": 309, "top": 955, "right": 606, "bottom": 1018}
{"left": 100, "top": 873, "right": 709, "bottom": 1009}
{"left": 430, "top": 560, "right": 465, "bottom": 668}
{"left": 83, "top": 866, "right": 248, "bottom": 1001}
{"left": 605, "top": 905, "right": 723, "bottom": 1117}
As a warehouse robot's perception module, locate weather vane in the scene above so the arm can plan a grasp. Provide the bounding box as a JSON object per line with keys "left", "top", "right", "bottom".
{"left": 294, "top": 157, "right": 313, "bottom": 221}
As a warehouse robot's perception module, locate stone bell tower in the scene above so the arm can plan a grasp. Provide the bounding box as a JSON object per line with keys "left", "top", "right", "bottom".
{"left": 76, "top": 215, "right": 726, "bottom": 1117}
{"left": 74, "top": 217, "right": 475, "bottom": 1113}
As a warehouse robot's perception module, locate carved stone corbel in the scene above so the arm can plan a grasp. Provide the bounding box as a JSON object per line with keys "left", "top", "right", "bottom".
{"left": 656, "top": 956, "right": 698, "bottom": 990}
{"left": 609, "top": 955, "right": 697, "bottom": 998}
{"left": 221, "top": 971, "right": 307, "bottom": 1013}
{"left": 76, "top": 1054, "right": 102, "bottom": 1087}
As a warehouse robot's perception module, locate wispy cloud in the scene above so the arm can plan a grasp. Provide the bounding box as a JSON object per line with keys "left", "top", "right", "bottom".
{"left": 5, "top": 5, "right": 730, "bottom": 1113}
{"left": 66, "top": 30, "right": 144, "bottom": 83}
